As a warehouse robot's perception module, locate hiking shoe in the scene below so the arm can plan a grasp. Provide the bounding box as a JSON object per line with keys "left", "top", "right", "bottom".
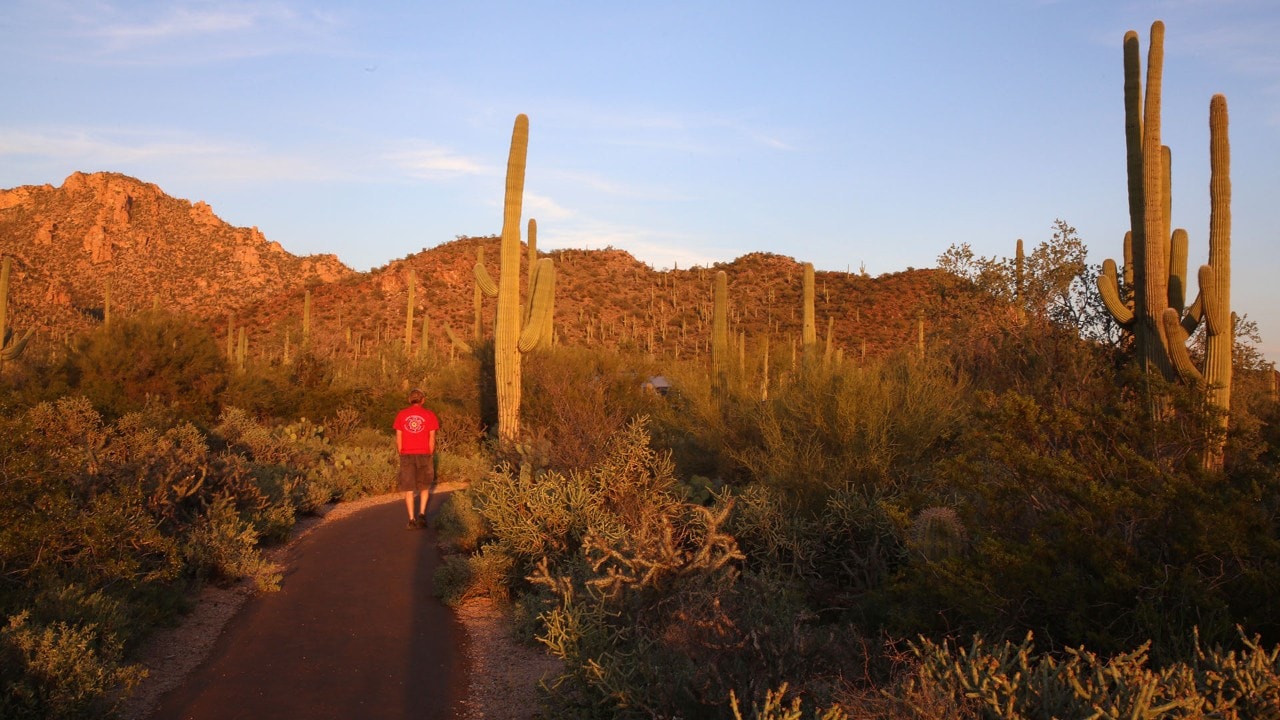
{"left": 406, "top": 519, "right": 418, "bottom": 530}
{"left": 415, "top": 516, "right": 428, "bottom": 529}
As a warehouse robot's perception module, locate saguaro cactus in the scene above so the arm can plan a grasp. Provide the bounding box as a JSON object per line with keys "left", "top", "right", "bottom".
{"left": 302, "top": 290, "right": 312, "bottom": 347}
{"left": 1097, "top": 22, "right": 1234, "bottom": 468}
{"left": 477, "top": 114, "right": 556, "bottom": 442}
{"left": 1, "top": 256, "right": 34, "bottom": 365}
{"left": 1098, "top": 21, "right": 1184, "bottom": 380}
{"left": 801, "top": 262, "right": 816, "bottom": 354}
{"left": 1163, "top": 94, "right": 1232, "bottom": 469}
{"left": 473, "top": 247, "right": 485, "bottom": 340}
{"left": 712, "top": 270, "right": 728, "bottom": 375}
{"left": 404, "top": 268, "right": 417, "bottom": 351}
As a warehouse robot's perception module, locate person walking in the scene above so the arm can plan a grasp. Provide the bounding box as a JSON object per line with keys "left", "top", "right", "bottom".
{"left": 393, "top": 388, "right": 440, "bottom": 529}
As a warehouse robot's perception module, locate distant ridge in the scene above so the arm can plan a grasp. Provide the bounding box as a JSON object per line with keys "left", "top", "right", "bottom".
{"left": 0, "top": 172, "right": 1002, "bottom": 363}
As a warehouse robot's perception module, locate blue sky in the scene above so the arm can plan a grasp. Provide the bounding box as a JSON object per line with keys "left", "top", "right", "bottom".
{"left": 2, "top": 1, "right": 1278, "bottom": 356}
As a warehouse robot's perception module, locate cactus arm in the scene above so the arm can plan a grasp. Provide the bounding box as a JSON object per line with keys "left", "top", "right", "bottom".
{"left": 1162, "top": 308, "right": 1202, "bottom": 382}
{"left": 1180, "top": 291, "right": 1203, "bottom": 335}
{"left": 1169, "top": 228, "right": 1188, "bottom": 313}
{"left": 443, "top": 322, "right": 473, "bottom": 353}
{"left": 1198, "top": 266, "right": 1223, "bottom": 337}
{"left": 0, "top": 256, "right": 33, "bottom": 363}
{"left": 1123, "top": 231, "right": 1134, "bottom": 289}
{"left": 1, "top": 328, "right": 34, "bottom": 361}
{"left": 474, "top": 261, "right": 498, "bottom": 297}
{"left": 526, "top": 218, "right": 537, "bottom": 300}
{"left": 1098, "top": 259, "right": 1134, "bottom": 326}
{"left": 517, "top": 258, "right": 555, "bottom": 352}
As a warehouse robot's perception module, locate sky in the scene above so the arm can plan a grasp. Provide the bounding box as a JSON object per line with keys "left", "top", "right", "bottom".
{"left": 1, "top": 1, "right": 1277, "bottom": 357}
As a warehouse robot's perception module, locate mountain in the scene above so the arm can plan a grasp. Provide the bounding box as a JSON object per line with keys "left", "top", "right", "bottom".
{"left": 0, "top": 172, "right": 352, "bottom": 337}
{"left": 1, "top": 172, "right": 1003, "bottom": 364}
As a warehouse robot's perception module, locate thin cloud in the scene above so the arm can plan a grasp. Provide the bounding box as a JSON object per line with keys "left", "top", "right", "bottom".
{"left": 389, "top": 145, "right": 491, "bottom": 179}
{"left": 33, "top": 0, "right": 344, "bottom": 63}
{"left": 0, "top": 126, "right": 347, "bottom": 184}
{"left": 524, "top": 192, "right": 574, "bottom": 222}
{"left": 539, "top": 221, "right": 718, "bottom": 270}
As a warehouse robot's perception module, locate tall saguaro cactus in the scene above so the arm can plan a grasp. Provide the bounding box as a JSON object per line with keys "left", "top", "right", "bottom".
{"left": 1097, "top": 21, "right": 1235, "bottom": 468}
{"left": 712, "top": 270, "right": 729, "bottom": 376}
{"left": 1163, "top": 94, "right": 1233, "bottom": 469}
{"left": 1, "top": 256, "right": 34, "bottom": 366}
{"left": 478, "top": 114, "right": 556, "bottom": 442}
{"left": 801, "top": 262, "right": 817, "bottom": 354}
{"left": 404, "top": 268, "right": 417, "bottom": 351}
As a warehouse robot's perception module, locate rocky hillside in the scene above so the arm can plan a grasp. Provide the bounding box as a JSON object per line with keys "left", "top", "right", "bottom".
{"left": 1, "top": 172, "right": 1006, "bottom": 364}
{"left": 0, "top": 172, "right": 352, "bottom": 339}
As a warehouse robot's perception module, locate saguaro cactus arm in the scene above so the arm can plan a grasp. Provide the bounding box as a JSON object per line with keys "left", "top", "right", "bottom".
{"left": 475, "top": 261, "right": 498, "bottom": 297}
{"left": 443, "top": 323, "right": 473, "bottom": 353}
{"left": 0, "top": 256, "right": 33, "bottom": 362}
{"left": 1098, "top": 257, "right": 1135, "bottom": 327}
{"left": 517, "top": 258, "right": 555, "bottom": 352}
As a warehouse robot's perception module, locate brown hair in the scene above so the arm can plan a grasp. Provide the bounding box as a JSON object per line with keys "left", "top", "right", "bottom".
{"left": 408, "top": 388, "right": 425, "bottom": 405}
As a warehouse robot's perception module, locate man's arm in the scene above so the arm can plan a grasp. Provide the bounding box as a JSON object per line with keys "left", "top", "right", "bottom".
{"left": 395, "top": 429, "right": 403, "bottom": 453}
{"left": 427, "top": 429, "right": 436, "bottom": 454}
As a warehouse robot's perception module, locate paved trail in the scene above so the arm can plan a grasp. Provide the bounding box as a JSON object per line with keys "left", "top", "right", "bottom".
{"left": 150, "top": 494, "right": 466, "bottom": 720}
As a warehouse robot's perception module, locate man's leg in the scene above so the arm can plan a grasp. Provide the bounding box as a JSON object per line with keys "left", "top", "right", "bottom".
{"left": 404, "top": 491, "right": 416, "bottom": 521}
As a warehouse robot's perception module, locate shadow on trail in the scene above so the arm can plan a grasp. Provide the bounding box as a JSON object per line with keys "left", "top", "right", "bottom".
{"left": 150, "top": 494, "right": 467, "bottom": 720}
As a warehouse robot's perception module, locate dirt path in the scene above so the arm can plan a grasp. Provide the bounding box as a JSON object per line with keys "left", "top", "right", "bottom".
{"left": 145, "top": 492, "right": 466, "bottom": 720}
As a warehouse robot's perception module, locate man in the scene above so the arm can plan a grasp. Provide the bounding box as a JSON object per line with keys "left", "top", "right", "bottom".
{"left": 393, "top": 388, "right": 440, "bottom": 529}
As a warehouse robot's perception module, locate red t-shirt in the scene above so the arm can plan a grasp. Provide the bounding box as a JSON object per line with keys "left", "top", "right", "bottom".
{"left": 393, "top": 405, "right": 439, "bottom": 455}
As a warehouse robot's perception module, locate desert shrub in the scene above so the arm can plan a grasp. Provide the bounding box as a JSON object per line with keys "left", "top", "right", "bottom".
{"left": 728, "top": 352, "right": 965, "bottom": 505}
{"left": 726, "top": 482, "right": 908, "bottom": 626}
{"left": 899, "top": 628, "right": 1280, "bottom": 719}
{"left": 63, "top": 309, "right": 227, "bottom": 423}
{"left": 434, "top": 490, "right": 488, "bottom": 554}
{"left": 0, "top": 612, "right": 145, "bottom": 720}
{"left": 0, "top": 395, "right": 355, "bottom": 717}
{"left": 522, "top": 346, "right": 665, "bottom": 473}
{"left": 729, "top": 684, "right": 848, "bottom": 720}
{"left": 893, "top": 385, "right": 1280, "bottom": 659}
{"left": 433, "top": 545, "right": 515, "bottom": 607}
{"left": 182, "top": 494, "right": 281, "bottom": 591}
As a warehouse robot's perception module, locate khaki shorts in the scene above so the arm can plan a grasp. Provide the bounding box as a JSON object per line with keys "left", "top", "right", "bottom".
{"left": 397, "top": 454, "right": 435, "bottom": 492}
